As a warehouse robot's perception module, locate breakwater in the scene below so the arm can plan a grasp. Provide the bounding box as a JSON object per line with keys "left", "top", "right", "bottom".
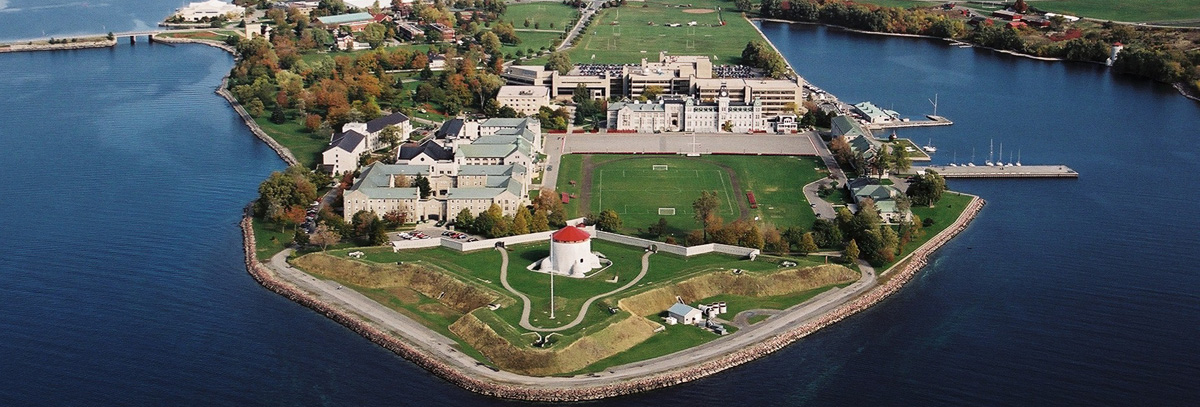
{"left": 239, "top": 194, "right": 983, "bottom": 401}
{"left": 0, "top": 39, "right": 116, "bottom": 53}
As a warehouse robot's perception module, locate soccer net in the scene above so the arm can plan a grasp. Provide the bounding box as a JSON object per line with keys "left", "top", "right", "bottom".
{"left": 652, "top": 165, "right": 669, "bottom": 171}
{"left": 658, "top": 208, "right": 676, "bottom": 216}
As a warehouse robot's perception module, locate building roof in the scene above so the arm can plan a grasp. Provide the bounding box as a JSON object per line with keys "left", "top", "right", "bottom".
{"left": 853, "top": 184, "right": 900, "bottom": 202}
{"left": 552, "top": 225, "right": 591, "bottom": 242}
{"left": 397, "top": 140, "right": 453, "bottom": 161}
{"left": 497, "top": 85, "right": 550, "bottom": 98}
{"left": 435, "top": 118, "right": 465, "bottom": 139}
{"left": 347, "top": 162, "right": 426, "bottom": 200}
{"left": 609, "top": 101, "right": 666, "bottom": 112}
{"left": 457, "top": 143, "right": 520, "bottom": 159}
{"left": 480, "top": 117, "right": 532, "bottom": 128}
{"left": 831, "top": 116, "right": 870, "bottom": 139}
{"left": 445, "top": 177, "right": 523, "bottom": 200}
{"left": 317, "top": 12, "right": 374, "bottom": 25}
{"left": 366, "top": 112, "right": 409, "bottom": 134}
{"left": 853, "top": 101, "right": 894, "bottom": 122}
{"left": 329, "top": 130, "right": 367, "bottom": 153}
{"left": 458, "top": 164, "right": 526, "bottom": 177}
{"left": 668, "top": 303, "right": 700, "bottom": 317}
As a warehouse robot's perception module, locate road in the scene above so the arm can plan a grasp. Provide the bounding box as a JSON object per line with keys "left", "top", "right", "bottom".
{"left": 499, "top": 248, "right": 652, "bottom": 332}
{"left": 800, "top": 130, "right": 848, "bottom": 219}
{"left": 560, "top": 133, "right": 820, "bottom": 155}
{"left": 263, "top": 248, "right": 879, "bottom": 388}
{"left": 556, "top": 0, "right": 606, "bottom": 51}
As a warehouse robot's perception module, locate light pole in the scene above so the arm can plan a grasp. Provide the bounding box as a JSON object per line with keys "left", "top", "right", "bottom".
{"left": 549, "top": 272, "right": 555, "bottom": 319}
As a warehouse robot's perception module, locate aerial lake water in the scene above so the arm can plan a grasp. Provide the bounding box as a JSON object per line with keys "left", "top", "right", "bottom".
{"left": 0, "top": 5, "right": 1198, "bottom": 405}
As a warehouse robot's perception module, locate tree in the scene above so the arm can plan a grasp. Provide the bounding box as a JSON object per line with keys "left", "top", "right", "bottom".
{"left": 798, "top": 232, "right": 819, "bottom": 255}
{"left": 360, "top": 22, "right": 387, "bottom": 48}
{"left": 692, "top": 191, "right": 721, "bottom": 239}
{"left": 1013, "top": 0, "right": 1029, "bottom": 13}
{"left": 596, "top": 209, "right": 623, "bottom": 232}
{"left": 512, "top": 206, "right": 531, "bottom": 235}
{"left": 812, "top": 218, "right": 843, "bottom": 248}
{"left": 685, "top": 230, "right": 706, "bottom": 246}
{"left": 379, "top": 125, "right": 406, "bottom": 147}
{"left": 889, "top": 143, "right": 911, "bottom": 175}
{"left": 844, "top": 239, "right": 860, "bottom": 263}
{"left": 414, "top": 175, "right": 431, "bottom": 199}
{"left": 907, "top": 170, "right": 947, "bottom": 207}
{"left": 256, "top": 166, "right": 318, "bottom": 218}
{"left": 247, "top": 98, "right": 266, "bottom": 117}
{"left": 293, "top": 229, "right": 311, "bottom": 246}
{"left": 351, "top": 210, "right": 387, "bottom": 246}
{"left": 480, "top": 31, "right": 502, "bottom": 56}
{"left": 734, "top": 0, "right": 752, "bottom": 12}
{"left": 310, "top": 223, "right": 341, "bottom": 251}
{"left": 641, "top": 85, "right": 664, "bottom": 100}
{"left": 454, "top": 208, "right": 475, "bottom": 232}
{"left": 383, "top": 208, "right": 409, "bottom": 228}
{"left": 545, "top": 51, "right": 572, "bottom": 75}
{"left": 763, "top": 227, "right": 786, "bottom": 254}
{"left": 648, "top": 217, "right": 669, "bottom": 237}
{"left": 742, "top": 223, "right": 765, "bottom": 250}
{"left": 531, "top": 208, "right": 551, "bottom": 232}
{"left": 270, "top": 104, "right": 287, "bottom": 124}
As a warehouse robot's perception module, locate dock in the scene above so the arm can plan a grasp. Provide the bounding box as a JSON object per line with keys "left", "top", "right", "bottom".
{"left": 914, "top": 165, "right": 1078, "bottom": 178}
{"left": 866, "top": 115, "right": 954, "bottom": 130}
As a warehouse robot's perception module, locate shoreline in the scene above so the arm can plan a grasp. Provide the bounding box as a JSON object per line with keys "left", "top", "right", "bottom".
{"left": 238, "top": 196, "right": 984, "bottom": 401}
{"left": 152, "top": 34, "right": 304, "bottom": 168}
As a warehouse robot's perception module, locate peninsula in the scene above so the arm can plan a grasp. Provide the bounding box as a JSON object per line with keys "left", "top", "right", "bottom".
{"left": 34, "top": 0, "right": 1196, "bottom": 401}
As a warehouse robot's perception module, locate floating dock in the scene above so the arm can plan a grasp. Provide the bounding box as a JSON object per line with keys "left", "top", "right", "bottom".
{"left": 866, "top": 115, "right": 954, "bottom": 130}
{"left": 914, "top": 165, "right": 1078, "bottom": 178}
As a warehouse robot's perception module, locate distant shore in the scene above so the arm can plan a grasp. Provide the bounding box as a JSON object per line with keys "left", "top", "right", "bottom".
{"left": 0, "top": 38, "right": 115, "bottom": 54}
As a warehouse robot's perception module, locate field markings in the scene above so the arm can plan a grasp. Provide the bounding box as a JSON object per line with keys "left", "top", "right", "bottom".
{"left": 596, "top": 168, "right": 735, "bottom": 215}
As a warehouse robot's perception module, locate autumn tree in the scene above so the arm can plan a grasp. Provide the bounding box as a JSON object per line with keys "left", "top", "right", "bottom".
{"left": 844, "top": 239, "right": 860, "bottom": 263}
{"left": 648, "top": 217, "right": 669, "bottom": 237}
{"left": 351, "top": 210, "right": 388, "bottom": 246}
{"left": 596, "top": 209, "right": 623, "bottom": 232}
{"left": 512, "top": 206, "right": 531, "bottom": 235}
{"left": 383, "top": 208, "right": 409, "bottom": 228}
{"left": 311, "top": 223, "right": 341, "bottom": 251}
{"left": 531, "top": 208, "right": 550, "bottom": 232}
{"left": 692, "top": 191, "right": 721, "bottom": 239}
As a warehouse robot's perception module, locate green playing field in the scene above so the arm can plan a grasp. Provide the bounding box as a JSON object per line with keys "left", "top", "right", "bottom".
{"left": 594, "top": 161, "right": 739, "bottom": 225}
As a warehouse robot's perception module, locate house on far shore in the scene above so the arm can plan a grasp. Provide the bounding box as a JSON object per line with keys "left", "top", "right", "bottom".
{"left": 851, "top": 183, "right": 911, "bottom": 224}
{"left": 668, "top": 303, "right": 703, "bottom": 325}
{"left": 174, "top": 0, "right": 241, "bottom": 22}
{"left": 317, "top": 12, "right": 375, "bottom": 32}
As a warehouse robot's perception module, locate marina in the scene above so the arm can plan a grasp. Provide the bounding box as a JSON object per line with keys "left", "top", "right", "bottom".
{"left": 914, "top": 165, "right": 1079, "bottom": 178}
{"left": 865, "top": 115, "right": 954, "bottom": 130}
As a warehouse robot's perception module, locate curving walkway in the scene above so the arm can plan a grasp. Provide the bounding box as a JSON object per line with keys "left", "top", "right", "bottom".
{"left": 497, "top": 248, "right": 652, "bottom": 332}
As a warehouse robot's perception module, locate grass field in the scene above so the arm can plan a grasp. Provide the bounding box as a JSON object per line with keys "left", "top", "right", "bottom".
{"left": 503, "top": 2, "right": 580, "bottom": 31}
{"left": 565, "top": 0, "right": 765, "bottom": 64}
{"left": 557, "top": 154, "right": 824, "bottom": 236}
{"left": 1027, "top": 0, "right": 1200, "bottom": 22}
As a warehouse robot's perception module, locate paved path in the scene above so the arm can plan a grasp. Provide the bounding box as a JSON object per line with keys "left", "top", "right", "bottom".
{"left": 499, "top": 248, "right": 652, "bottom": 332}
{"left": 557, "top": 0, "right": 605, "bottom": 52}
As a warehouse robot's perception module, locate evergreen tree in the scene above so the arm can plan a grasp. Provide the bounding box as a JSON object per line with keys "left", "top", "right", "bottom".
{"left": 798, "top": 232, "right": 819, "bottom": 255}
{"left": 844, "top": 239, "right": 860, "bottom": 263}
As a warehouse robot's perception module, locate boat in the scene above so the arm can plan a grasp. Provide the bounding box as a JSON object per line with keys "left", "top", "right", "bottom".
{"left": 922, "top": 138, "right": 937, "bottom": 153}
{"left": 1016, "top": 150, "right": 1022, "bottom": 166}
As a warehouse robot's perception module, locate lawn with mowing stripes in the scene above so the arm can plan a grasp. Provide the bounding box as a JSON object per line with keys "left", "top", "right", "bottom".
{"left": 558, "top": 154, "right": 826, "bottom": 236}
{"left": 566, "top": 0, "right": 765, "bottom": 64}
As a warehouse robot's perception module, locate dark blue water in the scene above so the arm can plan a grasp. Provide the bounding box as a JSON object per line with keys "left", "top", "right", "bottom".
{"left": 0, "top": 0, "right": 177, "bottom": 41}
{"left": 2, "top": 14, "right": 1199, "bottom": 407}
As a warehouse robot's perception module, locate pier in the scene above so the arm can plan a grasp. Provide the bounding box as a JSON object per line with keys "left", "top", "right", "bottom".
{"left": 865, "top": 115, "right": 954, "bottom": 130}
{"left": 914, "top": 165, "right": 1078, "bottom": 178}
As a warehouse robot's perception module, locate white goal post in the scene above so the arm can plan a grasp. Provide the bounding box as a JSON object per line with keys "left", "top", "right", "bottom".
{"left": 658, "top": 208, "right": 676, "bottom": 215}
{"left": 652, "top": 165, "right": 669, "bottom": 171}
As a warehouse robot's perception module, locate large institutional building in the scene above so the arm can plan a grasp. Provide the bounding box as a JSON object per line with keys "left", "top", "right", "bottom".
{"left": 341, "top": 118, "right": 542, "bottom": 222}
{"left": 501, "top": 52, "right": 805, "bottom": 118}
{"left": 606, "top": 85, "right": 769, "bottom": 133}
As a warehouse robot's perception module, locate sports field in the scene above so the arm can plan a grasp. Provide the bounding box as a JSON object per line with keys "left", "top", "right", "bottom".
{"left": 567, "top": 0, "right": 765, "bottom": 64}
{"left": 557, "top": 154, "right": 826, "bottom": 236}
{"left": 595, "top": 160, "right": 740, "bottom": 228}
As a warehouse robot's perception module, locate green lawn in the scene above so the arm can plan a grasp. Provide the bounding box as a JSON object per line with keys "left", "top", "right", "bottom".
{"left": 343, "top": 239, "right": 773, "bottom": 337}
{"left": 252, "top": 216, "right": 295, "bottom": 259}
{"left": 567, "top": 0, "right": 765, "bottom": 64}
{"left": 503, "top": 2, "right": 580, "bottom": 31}
{"left": 1026, "top": 0, "right": 1200, "bottom": 22}
{"left": 556, "top": 154, "right": 824, "bottom": 236}
{"left": 502, "top": 31, "right": 565, "bottom": 58}
{"left": 700, "top": 282, "right": 852, "bottom": 317}
{"left": 253, "top": 115, "right": 328, "bottom": 169}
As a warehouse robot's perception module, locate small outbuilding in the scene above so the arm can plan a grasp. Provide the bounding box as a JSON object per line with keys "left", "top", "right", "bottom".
{"left": 668, "top": 303, "right": 703, "bottom": 325}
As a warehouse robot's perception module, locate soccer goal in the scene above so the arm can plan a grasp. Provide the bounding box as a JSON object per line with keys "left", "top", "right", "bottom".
{"left": 652, "top": 165, "right": 669, "bottom": 171}
{"left": 658, "top": 208, "right": 676, "bottom": 215}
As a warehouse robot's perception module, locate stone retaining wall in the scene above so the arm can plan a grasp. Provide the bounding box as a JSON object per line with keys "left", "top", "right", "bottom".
{"left": 241, "top": 195, "right": 983, "bottom": 401}
{"left": 0, "top": 39, "right": 116, "bottom": 53}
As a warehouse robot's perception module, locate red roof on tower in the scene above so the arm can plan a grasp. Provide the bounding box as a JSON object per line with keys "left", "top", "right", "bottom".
{"left": 551, "top": 225, "right": 591, "bottom": 243}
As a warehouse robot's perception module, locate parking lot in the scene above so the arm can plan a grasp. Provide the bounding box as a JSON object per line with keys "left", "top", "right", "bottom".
{"left": 388, "top": 226, "right": 480, "bottom": 243}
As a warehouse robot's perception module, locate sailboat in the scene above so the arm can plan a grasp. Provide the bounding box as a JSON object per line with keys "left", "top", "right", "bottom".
{"left": 1016, "top": 149, "right": 1022, "bottom": 166}
{"left": 968, "top": 148, "right": 976, "bottom": 166}
{"left": 949, "top": 150, "right": 958, "bottom": 166}
{"left": 985, "top": 140, "right": 995, "bottom": 166}
{"left": 998, "top": 142, "right": 1005, "bottom": 166}
{"left": 922, "top": 138, "right": 937, "bottom": 153}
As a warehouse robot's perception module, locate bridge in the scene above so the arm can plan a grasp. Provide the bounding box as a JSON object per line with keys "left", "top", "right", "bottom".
{"left": 2, "top": 28, "right": 229, "bottom": 46}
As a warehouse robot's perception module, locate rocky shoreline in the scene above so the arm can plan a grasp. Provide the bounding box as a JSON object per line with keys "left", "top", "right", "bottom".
{"left": 238, "top": 195, "right": 984, "bottom": 401}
